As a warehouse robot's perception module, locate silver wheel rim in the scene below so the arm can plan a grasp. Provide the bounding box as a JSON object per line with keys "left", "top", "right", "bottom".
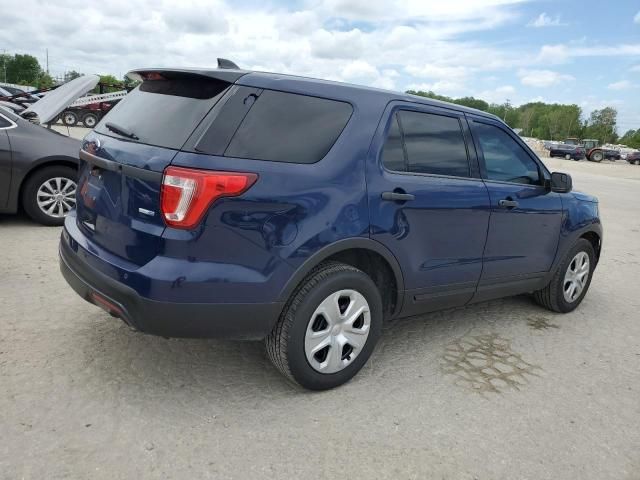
{"left": 36, "top": 177, "right": 76, "bottom": 218}
{"left": 63, "top": 113, "right": 75, "bottom": 124}
{"left": 563, "top": 252, "right": 590, "bottom": 303}
{"left": 565, "top": 154, "right": 571, "bottom": 160}
{"left": 304, "top": 289, "right": 371, "bottom": 374}
{"left": 85, "top": 116, "right": 96, "bottom": 127}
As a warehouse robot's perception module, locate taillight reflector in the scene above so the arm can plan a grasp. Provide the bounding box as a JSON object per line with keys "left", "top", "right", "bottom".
{"left": 161, "top": 166, "right": 257, "bottom": 229}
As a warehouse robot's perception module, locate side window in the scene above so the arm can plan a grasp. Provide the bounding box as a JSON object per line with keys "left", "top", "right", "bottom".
{"left": 0, "top": 115, "right": 11, "bottom": 129}
{"left": 225, "top": 90, "right": 353, "bottom": 164}
{"left": 397, "top": 111, "right": 470, "bottom": 177}
{"left": 381, "top": 114, "right": 405, "bottom": 171}
{"left": 474, "top": 122, "right": 541, "bottom": 185}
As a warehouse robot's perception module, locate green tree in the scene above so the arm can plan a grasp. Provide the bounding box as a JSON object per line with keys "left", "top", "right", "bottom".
{"left": 584, "top": 107, "right": 618, "bottom": 144}
{"left": 64, "top": 70, "right": 82, "bottom": 82}
{"left": 619, "top": 129, "right": 640, "bottom": 149}
{"left": 94, "top": 74, "right": 123, "bottom": 93}
{"left": 1, "top": 53, "right": 42, "bottom": 85}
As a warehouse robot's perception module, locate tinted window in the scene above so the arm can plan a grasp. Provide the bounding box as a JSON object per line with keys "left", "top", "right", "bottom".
{"left": 381, "top": 114, "right": 405, "bottom": 171}
{"left": 95, "top": 76, "right": 230, "bottom": 149}
{"left": 397, "top": 111, "right": 469, "bottom": 177}
{"left": 474, "top": 122, "right": 541, "bottom": 185}
{"left": 0, "top": 115, "right": 11, "bottom": 128}
{"left": 225, "top": 90, "right": 352, "bottom": 164}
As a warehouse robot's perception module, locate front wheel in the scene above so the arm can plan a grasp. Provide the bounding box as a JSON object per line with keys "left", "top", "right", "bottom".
{"left": 62, "top": 111, "right": 78, "bottom": 126}
{"left": 565, "top": 154, "right": 571, "bottom": 160}
{"left": 533, "top": 238, "right": 596, "bottom": 313}
{"left": 266, "top": 262, "right": 383, "bottom": 390}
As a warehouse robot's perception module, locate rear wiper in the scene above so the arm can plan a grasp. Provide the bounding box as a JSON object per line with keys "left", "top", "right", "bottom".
{"left": 105, "top": 122, "right": 139, "bottom": 140}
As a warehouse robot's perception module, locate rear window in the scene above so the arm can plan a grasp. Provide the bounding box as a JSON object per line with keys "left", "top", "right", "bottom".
{"left": 224, "top": 90, "right": 353, "bottom": 164}
{"left": 95, "top": 76, "right": 230, "bottom": 149}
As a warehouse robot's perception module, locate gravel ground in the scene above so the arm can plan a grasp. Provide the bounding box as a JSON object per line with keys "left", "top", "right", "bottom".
{"left": 1, "top": 157, "right": 639, "bottom": 480}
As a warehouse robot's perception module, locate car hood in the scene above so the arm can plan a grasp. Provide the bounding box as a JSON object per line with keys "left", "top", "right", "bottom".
{"left": 21, "top": 75, "right": 100, "bottom": 124}
{"left": 572, "top": 191, "right": 598, "bottom": 203}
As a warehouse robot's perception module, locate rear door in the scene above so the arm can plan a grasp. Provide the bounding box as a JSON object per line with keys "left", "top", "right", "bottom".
{"left": 367, "top": 103, "right": 491, "bottom": 316}
{"left": 75, "top": 72, "right": 233, "bottom": 266}
{"left": 468, "top": 116, "right": 562, "bottom": 296}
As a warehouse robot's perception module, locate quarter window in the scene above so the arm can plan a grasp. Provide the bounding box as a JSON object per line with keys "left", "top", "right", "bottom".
{"left": 474, "top": 122, "right": 541, "bottom": 185}
{"left": 225, "top": 90, "right": 353, "bottom": 164}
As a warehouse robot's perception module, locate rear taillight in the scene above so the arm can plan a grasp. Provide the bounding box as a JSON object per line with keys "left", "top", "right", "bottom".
{"left": 161, "top": 166, "right": 257, "bottom": 229}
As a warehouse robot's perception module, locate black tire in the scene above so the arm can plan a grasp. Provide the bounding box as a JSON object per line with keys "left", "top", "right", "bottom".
{"left": 62, "top": 111, "right": 78, "bottom": 126}
{"left": 589, "top": 151, "right": 603, "bottom": 162}
{"left": 82, "top": 113, "right": 98, "bottom": 128}
{"left": 266, "top": 261, "right": 383, "bottom": 390}
{"left": 21, "top": 165, "right": 77, "bottom": 226}
{"left": 533, "top": 238, "right": 596, "bottom": 313}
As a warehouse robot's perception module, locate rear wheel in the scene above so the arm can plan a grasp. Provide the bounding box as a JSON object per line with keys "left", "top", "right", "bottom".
{"left": 22, "top": 166, "right": 77, "bottom": 226}
{"left": 82, "top": 113, "right": 98, "bottom": 128}
{"left": 62, "top": 111, "right": 78, "bottom": 126}
{"left": 589, "top": 150, "right": 604, "bottom": 162}
{"left": 533, "top": 239, "right": 595, "bottom": 313}
{"left": 266, "top": 262, "right": 383, "bottom": 390}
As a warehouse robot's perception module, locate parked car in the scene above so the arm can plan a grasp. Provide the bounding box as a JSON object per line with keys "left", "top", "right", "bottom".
{"left": 549, "top": 144, "right": 585, "bottom": 160}
{"left": 59, "top": 63, "right": 603, "bottom": 390}
{"left": 0, "top": 75, "right": 99, "bottom": 225}
{"left": 627, "top": 151, "right": 640, "bottom": 165}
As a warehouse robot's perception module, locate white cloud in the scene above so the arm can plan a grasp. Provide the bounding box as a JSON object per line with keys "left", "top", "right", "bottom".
{"left": 518, "top": 69, "right": 575, "bottom": 87}
{"left": 608, "top": 80, "right": 635, "bottom": 90}
{"left": 528, "top": 12, "right": 566, "bottom": 28}
{"left": 537, "top": 42, "right": 640, "bottom": 65}
{"left": 630, "top": 65, "right": 640, "bottom": 72}
{"left": 309, "top": 29, "right": 365, "bottom": 60}
{"left": 635, "top": 11, "right": 640, "bottom": 24}
{"left": 475, "top": 85, "right": 516, "bottom": 103}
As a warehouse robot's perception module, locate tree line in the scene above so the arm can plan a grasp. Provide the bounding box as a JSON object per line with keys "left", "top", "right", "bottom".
{"left": 1, "top": 53, "right": 637, "bottom": 148}
{"left": 407, "top": 90, "right": 636, "bottom": 148}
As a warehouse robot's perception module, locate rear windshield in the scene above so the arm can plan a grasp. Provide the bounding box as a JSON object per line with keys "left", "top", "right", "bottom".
{"left": 95, "top": 76, "right": 230, "bottom": 149}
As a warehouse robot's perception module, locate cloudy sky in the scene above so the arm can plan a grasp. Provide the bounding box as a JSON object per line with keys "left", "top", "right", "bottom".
{"left": 2, "top": 0, "right": 639, "bottom": 131}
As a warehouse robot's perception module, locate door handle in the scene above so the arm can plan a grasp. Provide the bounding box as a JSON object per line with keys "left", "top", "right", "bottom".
{"left": 498, "top": 199, "right": 519, "bottom": 209}
{"left": 381, "top": 191, "right": 415, "bottom": 202}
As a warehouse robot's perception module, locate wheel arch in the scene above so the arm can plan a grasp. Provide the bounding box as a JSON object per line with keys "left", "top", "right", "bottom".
{"left": 277, "top": 238, "right": 405, "bottom": 319}
{"left": 18, "top": 156, "right": 78, "bottom": 208}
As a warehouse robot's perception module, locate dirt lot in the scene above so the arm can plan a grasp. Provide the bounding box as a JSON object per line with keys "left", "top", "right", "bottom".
{"left": 1, "top": 157, "right": 639, "bottom": 479}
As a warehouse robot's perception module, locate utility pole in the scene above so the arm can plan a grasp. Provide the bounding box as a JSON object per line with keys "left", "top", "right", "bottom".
{"left": 503, "top": 98, "right": 511, "bottom": 122}
{"left": 1, "top": 49, "right": 6, "bottom": 83}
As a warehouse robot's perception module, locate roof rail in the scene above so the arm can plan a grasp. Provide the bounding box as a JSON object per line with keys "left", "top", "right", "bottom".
{"left": 217, "top": 58, "right": 240, "bottom": 70}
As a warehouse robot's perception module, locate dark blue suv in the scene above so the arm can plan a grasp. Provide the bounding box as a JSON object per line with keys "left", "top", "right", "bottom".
{"left": 60, "top": 64, "right": 602, "bottom": 390}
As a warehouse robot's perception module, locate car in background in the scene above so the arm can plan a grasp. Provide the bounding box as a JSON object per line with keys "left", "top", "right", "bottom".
{"left": 627, "top": 151, "right": 640, "bottom": 165}
{"left": 549, "top": 143, "right": 585, "bottom": 160}
{"left": 0, "top": 75, "right": 99, "bottom": 225}
{"left": 59, "top": 63, "right": 603, "bottom": 390}
{"left": 601, "top": 148, "right": 621, "bottom": 161}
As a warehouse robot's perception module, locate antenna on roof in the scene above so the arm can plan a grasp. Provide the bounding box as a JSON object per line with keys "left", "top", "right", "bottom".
{"left": 217, "top": 58, "right": 240, "bottom": 70}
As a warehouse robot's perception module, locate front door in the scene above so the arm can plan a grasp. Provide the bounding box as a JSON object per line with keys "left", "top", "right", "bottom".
{"left": 367, "top": 104, "right": 491, "bottom": 317}
{"left": 0, "top": 114, "right": 14, "bottom": 208}
{"left": 468, "top": 117, "right": 563, "bottom": 299}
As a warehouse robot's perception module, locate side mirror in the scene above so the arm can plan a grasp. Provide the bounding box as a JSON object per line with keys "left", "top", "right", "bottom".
{"left": 550, "top": 172, "right": 572, "bottom": 193}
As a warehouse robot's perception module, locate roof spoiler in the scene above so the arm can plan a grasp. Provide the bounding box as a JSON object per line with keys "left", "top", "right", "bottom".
{"left": 217, "top": 58, "right": 240, "bottom": 69}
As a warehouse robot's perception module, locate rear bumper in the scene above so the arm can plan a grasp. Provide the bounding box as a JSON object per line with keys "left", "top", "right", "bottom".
{"left": 59, "top": 229, "right": 284, "bottom": 340}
